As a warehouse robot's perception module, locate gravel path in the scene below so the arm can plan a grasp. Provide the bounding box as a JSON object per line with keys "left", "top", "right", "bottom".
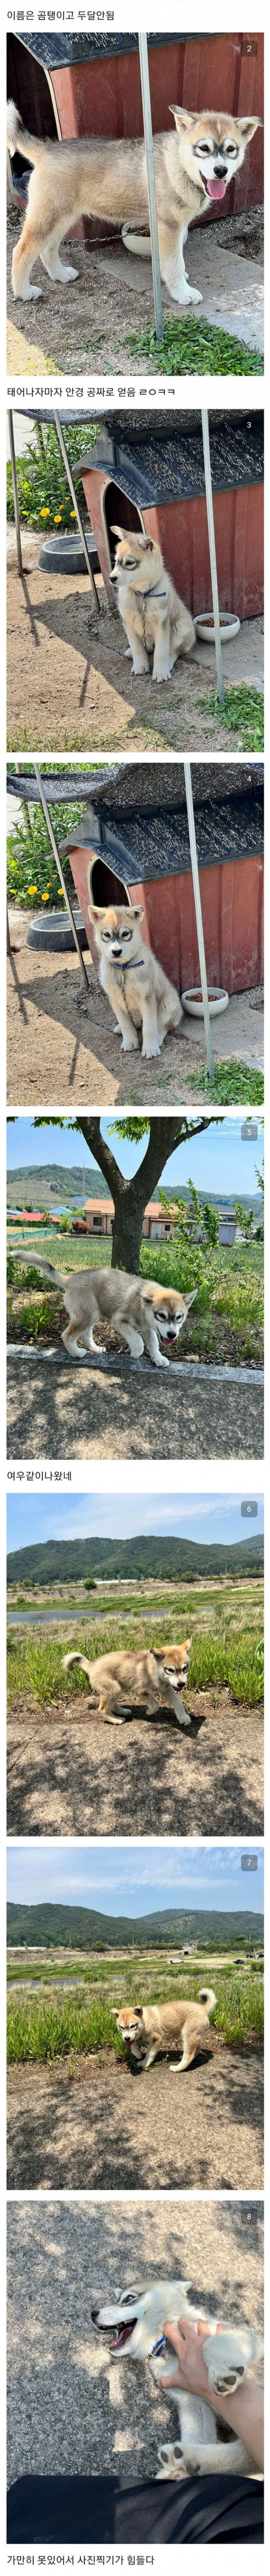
{"left": 8, "top": 562, "right": 260, "bottom": 757}
{"left": 7, "top": 2195, "right": 263, "bottom": 2489}
{"left": 7, "top": 2041, "right": 263, "bottom": 2194}
{"left": 7, "top": 1690, "right": 263, "bottom": 1840}
{"left": 7, "top": 938, "right": 264, "bottom": 1111}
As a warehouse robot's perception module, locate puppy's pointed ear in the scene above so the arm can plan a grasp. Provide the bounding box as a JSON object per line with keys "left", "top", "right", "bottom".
{"left": 88, "top": 905, "right": 105, "bottom": 921}
{"left": 185, "top": 1289, "right": 197, "bottom": 1308}
{"left": 133, "top": 2005, "right": 143, "bottom": 2020}
{"left": 133, "top": 905, "right": 144, "bottom": 921}
{"left": 111, "top": 524, "right": 125, "bottom": 538}
{"left": 236, "top": 114, "right": 262, "bottom": 138}
{"left": 111, "top": 2007, "right": 121, "bottom": 2019}
{"left": 169, "top": 103, "right": 197, "bottom": 128}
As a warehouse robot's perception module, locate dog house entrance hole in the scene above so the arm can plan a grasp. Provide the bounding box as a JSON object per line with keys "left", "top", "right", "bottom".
{"left": 103, "top": 483, "right": 144, "bottom": 569}
{"left": 88, "top": 854, "right": 132, "bottom": 909}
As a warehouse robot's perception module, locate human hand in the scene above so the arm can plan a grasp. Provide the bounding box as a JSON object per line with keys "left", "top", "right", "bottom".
{"left": 160, "top": 2316, "right": 225, "bottom": 2402}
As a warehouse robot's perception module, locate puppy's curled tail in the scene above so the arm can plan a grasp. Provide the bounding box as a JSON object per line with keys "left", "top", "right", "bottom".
{"left": 14, "top": 1250, "right": 66, "bottom": 1291}
{"left": 199, "top": 1987, "right": 217, "bottom": 2015}
{"left": 7, "top": 101, "right": 44, "bottom": 161}
{"left": 62, "top": 1651, "right": 93, "bottom": 1685}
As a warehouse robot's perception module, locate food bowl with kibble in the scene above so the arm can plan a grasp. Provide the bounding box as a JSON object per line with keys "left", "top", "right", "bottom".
{"left": 182, "top": 987, "right": 229, "bottom": 1018}
{"left": 194, "top": 611, "right": 240, "bottom": 645}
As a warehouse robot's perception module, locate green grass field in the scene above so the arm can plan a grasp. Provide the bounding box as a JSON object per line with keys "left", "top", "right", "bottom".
{"left": 7, "top": 1229, "right": 264, "bottom": 1370}
{"left": 6, "top": 1574, "right": 264, "bottom": 1710}
{"left": 6, "top": 1961, "right": 264, "bottom": 2063}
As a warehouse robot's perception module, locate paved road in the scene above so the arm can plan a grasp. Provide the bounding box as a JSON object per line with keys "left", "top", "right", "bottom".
{"left": 7, "top": 1353, "right": 264, "bottom": 1460}
{"left": 7, "top": 1690, "right": 264, "bottom": 1840}
{"left": 7, "top": 2043, "right": 263, "bottom": 2194}
{"left": 7, "top": 2196, "right": 263, "bottom": 2489}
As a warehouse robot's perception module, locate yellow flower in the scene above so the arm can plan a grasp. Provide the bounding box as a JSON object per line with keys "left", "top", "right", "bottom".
{"left": 54, "top": 513, "right": 62, "bottom": 524}
{"left": 28, "top": 884, "right": 37, "bottom": 896}
{"left": 42, "top": 892, "right": 50, "bottom": 903}
{"left": 40, "top": 507, "right": 50, "bottom": 518}
{"left": 57, "top": 888, "right": 63, "bottom": 896}
{"left": 70, "top": 511, "right": 77, "bottom": 520}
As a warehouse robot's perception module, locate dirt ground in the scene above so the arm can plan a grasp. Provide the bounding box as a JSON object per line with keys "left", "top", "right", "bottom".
{"left": 8, "top": 557, "right": 257, "bottom": 756}
{"left": 7, "top": 2195, "right": 264, "bottom": 2491}
{"left": 6, "top": 1346, "right": 264, "bottom": 1461}
{"left": 6, "top": 202, "right": 264, "bottom": 376}
{"left": 6, "top": 1689, "right": 264, "bottom": 1840}
{"left": 7, "top": 2038, "right": 263, "bottom": 2193}
{"left": 7, "top": 933, "right": 264, "bottom": 1110}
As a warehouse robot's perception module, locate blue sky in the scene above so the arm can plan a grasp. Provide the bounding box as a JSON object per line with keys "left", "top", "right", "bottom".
{"left": 7, "top": 1116, "right": 263, "bottom": 1198}
{"left": 7, "top": 1844, "right": 264, "bottom": 1917}
{"left": 7, "top": 1489, "right": 264, "bottom": 1556}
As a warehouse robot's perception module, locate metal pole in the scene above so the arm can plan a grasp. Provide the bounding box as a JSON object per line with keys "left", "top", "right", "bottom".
{"left": 53, "top": 413, "right": 100, "bottom": 610}
{"left": 184, "top": 759, "right": 215, "bottom": 1082}
{"left": 138, "top": 33, "right": 163, "bottom": 344}
{"left": 33, "top": 762, "right": 90, "bottom": 995}
{"left": 8, "top": 411, "right": 23, "bottom": 577}
{"left": 201, "top": 409, "right": 224, "bottom": 707}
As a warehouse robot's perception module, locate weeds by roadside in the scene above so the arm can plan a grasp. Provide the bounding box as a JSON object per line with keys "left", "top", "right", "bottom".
{"left": 6, "top": 1969, "right": 264, "bottom": 2066}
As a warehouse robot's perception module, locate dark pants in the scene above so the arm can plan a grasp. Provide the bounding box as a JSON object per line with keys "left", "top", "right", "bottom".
{"left": 7, "top": 2472, "right": 264, "bottom": 2545}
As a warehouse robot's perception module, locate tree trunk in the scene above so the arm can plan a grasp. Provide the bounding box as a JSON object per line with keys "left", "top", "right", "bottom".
{"left": 78, "top": 1115, "right": 210, "bottom": 1274}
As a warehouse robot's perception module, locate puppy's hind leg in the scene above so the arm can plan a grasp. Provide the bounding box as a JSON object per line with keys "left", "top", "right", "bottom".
{"left": 170, "top": 2029, "right": 196, "bottom": 2074}
{"left": 40, "top": 228, "right": 79, "bottom": 284}
{"left": 120, "top": 1325, "right": 144, "bottom": 1359}
{"left": 11, "top": 216, "right": 43, "bottom": 302}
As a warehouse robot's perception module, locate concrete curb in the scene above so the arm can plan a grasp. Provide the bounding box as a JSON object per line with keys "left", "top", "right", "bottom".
{"left": 7, "top": 1345, "right": 263, "bottom": 1385}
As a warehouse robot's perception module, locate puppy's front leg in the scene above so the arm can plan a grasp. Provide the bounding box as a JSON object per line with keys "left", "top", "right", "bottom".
{"left": 170, "top": 1689, "right": 191, "bottom": 1729}
{"left": 122, "top": 612, "right": 148, "bottom": 677}
{"left": 145, "top": 1327, "right": 170, "bottom": 1369}
{"left": 152, "top": 616, "right": 172, "bottom": 685}
{"left": 141, "top": 1000, "right": 161, "bottom": 1060}
{"left": 158, "top": 218, "right": 202, "bottom": 306}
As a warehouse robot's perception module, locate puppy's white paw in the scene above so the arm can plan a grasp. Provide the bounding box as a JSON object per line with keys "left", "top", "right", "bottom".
{"left": 142, "top": 1038, "right": 161, "bottom": 1059}
{"left": 157, "top": 2442, "right": 185, "bottom": 2481}
{"left": 205, "top": 2333, "right": 246, "bottom": 2397}
{"left": 121, "top": 1032, "right": 139, "bottom": 1052}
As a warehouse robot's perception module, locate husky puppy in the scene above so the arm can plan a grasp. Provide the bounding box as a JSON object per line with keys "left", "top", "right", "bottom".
{"left": 112, "top": 1988, "right": 217, "bottom": 2071}
{"left": 15, "top": 1252, "right": 197, "bottom": 1368}
{"left": 7, "top": 102, "right": 261, "bottom": 307}
{"left": 92, "top": 2278, "right": 263, "bottom": 2480}
{"left": 62, "top": 1638, "right": 191, "bottom": 1727}
{"left": 89, "top": 901, "right": 183, "bottom": 1057}
{"left": 110, "top": 530, "right": 195, "bottom": 684}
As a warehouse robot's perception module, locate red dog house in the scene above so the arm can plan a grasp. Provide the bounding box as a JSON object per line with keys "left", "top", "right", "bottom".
{"left": 7, "top": 28, "right": 263, "bottom": 224}
{"left": 74, "top": 413, "right": 264, "bottom": 624}
{"left": 60, "top": 772, "right": 264, "bottom": 1000}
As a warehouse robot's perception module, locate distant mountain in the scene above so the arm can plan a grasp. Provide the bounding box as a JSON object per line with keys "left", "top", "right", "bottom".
{"left": 7, "top": 1532, "right": 264, "bottom": 1585}
{"left": 7, "top": 1164, "right": 262, "bottom": 1215}
{"left": 7, "top": 1903, "right": 264, "bottom": 1951}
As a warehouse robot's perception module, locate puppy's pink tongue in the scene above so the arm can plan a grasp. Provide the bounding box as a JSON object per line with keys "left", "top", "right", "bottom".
{"left": 206, "top": 176, "right": 226, "bottom": 199}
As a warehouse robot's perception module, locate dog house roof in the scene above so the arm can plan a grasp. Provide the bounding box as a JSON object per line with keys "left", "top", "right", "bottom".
{"left": 16, "top": 32, "right": 183, "bottom": 67}
{"left": 79, "top": 789, "right": 264, "bottom": 884}
{"left": 76, "top": 413, "right": 264, "bottom": 503}
{"left": 7, "top": 765, "right": 264, "bottom": 887}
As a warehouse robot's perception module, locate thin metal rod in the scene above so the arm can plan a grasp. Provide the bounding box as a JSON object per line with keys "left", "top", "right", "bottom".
{"left": 8, "top": 411, "right": 23, "bottom": 577}
{"left": 33, "top": 762, "right": 90, "bottom": 994}
{"left": 53, "top": 412, "right": 100, "bottom": 610}
{"left": 138, "top": 33, "right": 163, "bottom": 344}
{"left": 184, "top": 759, "right": 215, "bottom": 1082}
{"left": 201, "top": 409, "right": 224, "bottom": 707}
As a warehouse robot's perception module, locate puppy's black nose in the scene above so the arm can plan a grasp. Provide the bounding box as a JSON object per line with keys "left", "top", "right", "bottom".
{"left": 91, "top": 2307, "right": 99, "bottom": 2321}
{"left": 214, "top": 161, "right": 227, "bottom": 175}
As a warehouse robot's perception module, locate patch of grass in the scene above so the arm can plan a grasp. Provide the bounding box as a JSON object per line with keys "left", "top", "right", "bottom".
{"left": 7, "top": 1602, "right": 263, "bottom": 1709}
{"left": 201, "top": 686, "right": 264, "bottom": 753}
{"left": 128, "top": 317, "right": 263, "bottom": 377}
{"left": 7, "top": 1232, "right": 263, "bottom": 1367}
{"left": 7, "top": 1970, "right": 263, "bottom": 2064}
{"left": 189, "top": 1061, "right": 264, "bottom": 1108}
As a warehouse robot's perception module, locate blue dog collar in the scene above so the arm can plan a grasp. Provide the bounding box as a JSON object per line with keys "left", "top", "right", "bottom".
{"left": 112, "top": 957, "right": 145, "bottom": 970}
{"left": 151, "top": 2334, "right": 167, "bottom": 2358}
